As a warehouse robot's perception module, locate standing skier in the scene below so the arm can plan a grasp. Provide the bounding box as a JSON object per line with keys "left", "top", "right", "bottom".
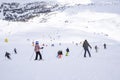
{"left": 34, "top": 41, "right": 43, "bottom": 60}
{"left": 103, "top": 43, "right": 107, "bottom": 49}
{"left": 66, "top": 48, "right": 69, "bottom": 56}
{"left": 95, "top": 45, "right": 98, "bottom": 53}
{"left": 83, "top": 40, "right": 92, "bottom": 57}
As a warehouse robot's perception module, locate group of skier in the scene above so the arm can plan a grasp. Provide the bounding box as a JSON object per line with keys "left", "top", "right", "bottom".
{"left": 3, "top": 40, "right": 107, "bottom": 60}
{"left": 4, "top": 48, "right": 17, "bottom": 60}
{"left": 83, "top": 40, "right": 107, "bottom": 58}
{"left": 33, "top": 40, "right": 107, "bottom": 60}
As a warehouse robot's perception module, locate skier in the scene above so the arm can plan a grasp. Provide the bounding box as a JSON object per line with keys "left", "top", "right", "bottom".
{"left": 5, "top": 52, "right": 11, "bottom": 60}
{"left": 95, "top": 45, "right": 98, "bottom": 53}
{"left": 83, "top": 40, "right": 92, "bottom": 57}
{"left": 57, "top": 50, "right": 63, "bottom": 58}
{"left": 4, "top": 38, "right": 8, "bottom": 43}
{"left": 65, "top": 48, "right": 69, "bottom": 56}
{"left": 32, "top": 41, "right": 34, "bottom": 46}
{"left": 59, "top": 43, "right": 61, "bottom": 46}
{"left": 51, "top": 44, "right": 54, "bottom": 47}
{"left": 34, "top": 41, "right": 43, "bottom": 60}
{"left": 103, "top": 43, "right": 106, "bottom": 49}
{"left": 14, "top": 48, "right": 17, "bottom": 54}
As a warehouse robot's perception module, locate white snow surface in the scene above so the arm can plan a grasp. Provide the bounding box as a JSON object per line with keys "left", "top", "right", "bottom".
{"left": 0, "top": 0, "right": 120, "bottom": 80}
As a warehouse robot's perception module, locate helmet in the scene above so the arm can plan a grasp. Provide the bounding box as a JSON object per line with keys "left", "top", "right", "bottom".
{"left": 35, "top": 41, "right": 39, "bottom": 44}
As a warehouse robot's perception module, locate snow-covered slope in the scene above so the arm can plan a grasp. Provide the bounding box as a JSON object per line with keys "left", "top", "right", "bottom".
{"left": 0, "top": 0, "right": 120, "bottom": 80}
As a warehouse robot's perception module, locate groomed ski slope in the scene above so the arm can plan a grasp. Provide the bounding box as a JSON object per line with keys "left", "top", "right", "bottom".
{"left": 0, "top": 20, "right": 120, "bottom": 80}
{"left": 0, "top": 40, "right": 120, "bottom": 80}
{"left": 0, "top": 0, "right": 120, "bottom": 80}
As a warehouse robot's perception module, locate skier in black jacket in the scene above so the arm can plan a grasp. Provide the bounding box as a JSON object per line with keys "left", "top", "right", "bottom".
{"left": 14, "top": 48, "right": 17, "bottom": 54}
{"left": 83, "top": 40, "right": 92, "bottom": 57}
{"left": 57, "top": 50, "right": 63, "bottom": 58}
{"left": 103, "top": 43, "right": 107, "bottom": 49}
{"left": 5, "top": 52, "right": 11, "bottom": 60}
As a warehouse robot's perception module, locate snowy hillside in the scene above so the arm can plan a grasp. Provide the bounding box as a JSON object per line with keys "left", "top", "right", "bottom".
{"left": 0, "top": 0, "right": 120, "bottom": 21}
{"left": 0, "top": 0, "right": 120, "bottom": 80}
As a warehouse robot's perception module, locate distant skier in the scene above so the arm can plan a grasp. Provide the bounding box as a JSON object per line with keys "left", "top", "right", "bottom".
{"left": 34, "top": 41, "right": 43, "bottom": 60}
{"left": 103, "top": 43, "right": 107, "bottom": 49}
{"left": 14, "top": 48, "right": 17, "bottom": 54}
{"left": 5, "top": 52, "right": 11, "bottom": 60}
{"left": 95, "top": 45, "right": 98, "bottom": 53}
{"left": 76, "top": 43, "right": 78, "bottom": 46}
{"left": 57, "top": 50, "right": 63, "bottom": 58}
{"left": 32, "top": 41, "right": 34, "bottom": 46}
{"left": 83, "top": 40, "right": 92, "bottom": 57}
{"left": 66, "top": 48, "right": 69, "bottom": 56}
{"left": 59, "top": 43, "right": 61, "bottom": 46}
{"left": 51, "top": 44, "right": 54, "bottom": 47}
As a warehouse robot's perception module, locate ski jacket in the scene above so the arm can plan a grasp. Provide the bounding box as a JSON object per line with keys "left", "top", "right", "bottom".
{"left": 34, "top": 44, "right": 40, "bottom": 52}
{"left": 83, "top": 40, "right": 92, "bottom": 49}
{"left": 58, "top": 50, "right": 63, "bottom": 55}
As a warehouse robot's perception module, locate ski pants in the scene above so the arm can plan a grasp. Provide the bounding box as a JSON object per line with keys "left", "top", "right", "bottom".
{"left": 84, "top": 48, "right": 91, "bottom": 57}
{"left": 35, "top": 51, "right": 42, "bottom": 60}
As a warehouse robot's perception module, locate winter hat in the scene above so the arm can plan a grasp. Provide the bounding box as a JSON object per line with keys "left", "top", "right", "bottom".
{"left": 35, "top": 41, "right": 39, "bottom": 44}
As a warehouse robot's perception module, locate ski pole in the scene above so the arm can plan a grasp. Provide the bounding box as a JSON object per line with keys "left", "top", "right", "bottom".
{"left": 29, "top": 51, "right": 34, "bottom": 61}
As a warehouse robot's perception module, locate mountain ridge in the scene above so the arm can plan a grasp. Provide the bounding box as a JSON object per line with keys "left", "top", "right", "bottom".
{"left": 0, "top": 1, "right": 61, "bottom": 22}
{"left": 0, "top": 0, "right": 120, "bottom": 22}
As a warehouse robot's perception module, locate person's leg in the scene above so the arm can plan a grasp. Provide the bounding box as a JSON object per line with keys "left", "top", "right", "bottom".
{"left": 96, "top": 49, "right": 98, "bottom": 52}
{"left": 66, "top": 52, "right": 68, "bottom": 56}
{"left": 38, "top": 52, "right": 42, "bottom": 60}
{"left": 58, "top": 54, "right": 60, "bottom": 58}
{"left": 87, "top": 49, "right": 91, "bottom": 57}
{"left": 35, "top": 52, "right": 38, "bottom": 60}
{"left": 7, "top": 55, "right": 11, "bottom": 59}
{"left": 84, "top": 49, "right": 87, "bottom": 57}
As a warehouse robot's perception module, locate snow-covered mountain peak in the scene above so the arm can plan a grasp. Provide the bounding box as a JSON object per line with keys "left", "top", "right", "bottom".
{"left": 56, "top": 0, "right": 91, "bottom": 5}
{"left": 0, "top": 0, "right": 120, "bottom": 42}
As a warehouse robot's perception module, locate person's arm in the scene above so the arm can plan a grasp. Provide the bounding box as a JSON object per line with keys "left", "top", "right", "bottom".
{"left": 87, "top": 42, "right": 92, "bottom": 49}
{"left": 40, "top": 47, "right": 44, "bottom": 49}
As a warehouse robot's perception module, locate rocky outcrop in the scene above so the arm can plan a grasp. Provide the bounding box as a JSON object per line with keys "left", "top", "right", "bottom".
{"left": 0, "top": 2, "right": 60, "bottom": 22}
